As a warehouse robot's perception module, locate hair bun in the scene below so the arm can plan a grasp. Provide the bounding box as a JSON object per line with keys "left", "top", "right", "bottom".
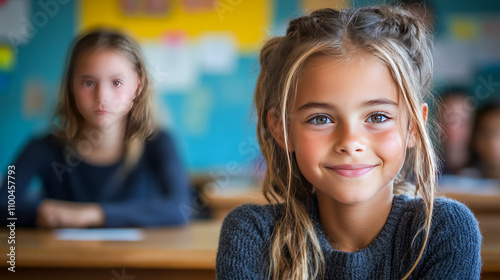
{"left": 259, "top": 37, "right": 282, "bottom": 69}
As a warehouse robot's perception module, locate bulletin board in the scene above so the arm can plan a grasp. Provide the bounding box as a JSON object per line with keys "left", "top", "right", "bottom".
{"left": 79, "top": 0, "right": 272, "bottom": 52}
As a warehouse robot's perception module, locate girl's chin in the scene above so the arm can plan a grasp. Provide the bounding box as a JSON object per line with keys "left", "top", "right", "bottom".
{"left": 317, "top": 186, "right": 392, "bottom": 206}
{"left": 82, "top": 123, "right": 115, "bottom": 132}
{"left": 318, "top": 191, "right": 370, "bottom": 205}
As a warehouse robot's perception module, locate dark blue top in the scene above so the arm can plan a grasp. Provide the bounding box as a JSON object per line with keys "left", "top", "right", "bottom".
{"left": 1, "top": 130, "right": 192, "bottom": 227}
{"left": 216, "top": 195, "right": 482, "bottom": 279}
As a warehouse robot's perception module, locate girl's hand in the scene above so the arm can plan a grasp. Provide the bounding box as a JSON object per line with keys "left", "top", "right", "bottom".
{"left": 36, "top": 199, "right": 105, "bottom": 228}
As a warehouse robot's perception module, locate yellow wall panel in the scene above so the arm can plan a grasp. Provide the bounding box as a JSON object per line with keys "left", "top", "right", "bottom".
{"left": 79, "top": 0, "right": 272, "bottom": 51}
{"left": 303, "top": 0, "right": 349, "bottom": 11}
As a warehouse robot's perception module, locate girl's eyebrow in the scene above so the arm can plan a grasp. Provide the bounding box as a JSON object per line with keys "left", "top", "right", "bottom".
{"left": 297, "top": 98, "right": 399, "bottom": 112}
{"left": 76, "top": 74, "right": 95, "bottom": 79}
{"left": 76, "top": 74, "right": 126, "bottom": 79}
{"left": 297, "top": 102, "right": 336, "bottom": 111}
{"left": 110, "top": 73, "right": 126, "bottom": 79}
{"left": 361, "top": 98, "right": 399, "bottom": 107}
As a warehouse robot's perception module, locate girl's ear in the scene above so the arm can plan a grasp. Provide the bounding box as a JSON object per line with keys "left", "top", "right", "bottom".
{"left": 135, "top": 77, "right": 142, "bottom": 98}
{"left": 422, "top": 103, "right": 428, "bottom": 123}
{"left": 407, "top": 103, "right": 428, "bottom": 148}
{"left": 267, "top": 110, "right": 293, "bottom": 152}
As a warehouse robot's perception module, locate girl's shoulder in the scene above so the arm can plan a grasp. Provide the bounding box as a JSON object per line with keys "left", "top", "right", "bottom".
{"left": 19, "top": 133, "right": 64, "bottom": 157}
{"left": 220, "top": 203, "right": 284, "bottom": 238}
{"left": 432, "top": 197, "right": 481, "bottom": 236}
{"left": 143, "top": 129, "right": 178, "bottom": 155}
{"left": 394, "top": 196, "right": 482, "bottom": 278}
{"left": 399, "top": 195, "right": 477, "bottom": 223}
{"left": 397, "top": 195, "right": 480, "bottom": 239}
{"left": 222, "top": 203, "right": 283, "bottom": 226}
{"left": 433, "top": 196, "right": 478, "bottom": 219}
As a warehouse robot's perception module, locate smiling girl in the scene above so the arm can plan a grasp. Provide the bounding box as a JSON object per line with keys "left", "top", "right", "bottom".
{"left": 2, "top": 30, "right": 190, "bottom": 228}
{"left": 216, "top": 5, "right": 481, "bottom": 279}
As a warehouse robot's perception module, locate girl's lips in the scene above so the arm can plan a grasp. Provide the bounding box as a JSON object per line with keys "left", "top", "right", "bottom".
{"left": 327, "top": 164, "right": 376, "bottom": 178}
{"left": 94, "top": 110, "right": 109, "bottom": 115}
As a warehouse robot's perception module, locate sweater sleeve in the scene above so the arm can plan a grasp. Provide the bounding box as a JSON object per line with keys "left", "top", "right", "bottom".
{"left": 216, "top": 204, "right": 276, "bottom": 280}
{"left": 0, "top": 138, "right": 48, "bottom": 227}
{"left": 412, "top": 198, "right": 482, "bottom": 280}
{"left": 100, "top": 131, "right": 192, "bottom": 227}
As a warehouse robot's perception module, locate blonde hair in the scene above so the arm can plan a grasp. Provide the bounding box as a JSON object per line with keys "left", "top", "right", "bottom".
{"left": 255, "top": 5, "right": 436, "bottom": 280}
{"left": 53, "top": 29, "right": 155, "bottom": 141}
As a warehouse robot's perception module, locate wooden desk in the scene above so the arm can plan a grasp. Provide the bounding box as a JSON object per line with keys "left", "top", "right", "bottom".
{"left": 204, "top": 188, "right": 268, "bottom": 219}
{"left": 1, "top": 213, "right": 499, "bottom": 279}
{"left": 442, "top": 192, "right": 500, "bottom": 214}
{"left": 438, "top": 176, "right": 500, "bottom": 214}
{"left": 477, "top": 214, "right": 500, "bottom": 279}
{"left": 0, "top": 220, "right": 221, "bottom": 280}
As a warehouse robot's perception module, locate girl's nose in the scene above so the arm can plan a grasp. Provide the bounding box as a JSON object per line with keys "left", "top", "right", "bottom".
{"left": 94, "top": 84, "right": 108, "bottom": 104}
{"left": 334, "top": 123, "right": 366, "bottom": 155}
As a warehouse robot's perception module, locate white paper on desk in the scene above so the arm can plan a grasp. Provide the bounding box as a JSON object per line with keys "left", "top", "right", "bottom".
{"left": 54, "top": 228, "right": 143, "bottom": 241}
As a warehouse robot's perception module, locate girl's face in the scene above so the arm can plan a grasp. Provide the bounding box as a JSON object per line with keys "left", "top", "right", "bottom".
{"left": 441, "top": 96, "right": 473, "bottom": 146}
{"left": 290, "top": 54, "right": 414, "bottom": 206}
{"left": 73, "top": 50, "right": 140, "bottom": 132}
{"left": 474, "top": 111, "right": 500, "bottom": 166}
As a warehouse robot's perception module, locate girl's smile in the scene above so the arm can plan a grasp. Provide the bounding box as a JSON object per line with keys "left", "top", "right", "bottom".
{"left": 326, "top": 164, "right": 378, "bottom": 178}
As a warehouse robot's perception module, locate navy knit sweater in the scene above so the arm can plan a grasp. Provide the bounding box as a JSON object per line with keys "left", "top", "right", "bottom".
{"left": 216, "top": 195, "right": 482, "bottom": 279}
{"left": 1, "top": 130, "right": 191, "bottom": 227}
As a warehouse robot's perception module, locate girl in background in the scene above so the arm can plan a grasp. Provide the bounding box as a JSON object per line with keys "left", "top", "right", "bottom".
{"left": 437, "top": 88, "right": 474, "bottom": 175}
{"left": 467, "top": 102, "right": 500, "bottom": 180}
{"left": 217, "top": 5, "right": 481, "bottom": 279}
{"left": 2, "top": 30, "right": 191, "bottom": 228}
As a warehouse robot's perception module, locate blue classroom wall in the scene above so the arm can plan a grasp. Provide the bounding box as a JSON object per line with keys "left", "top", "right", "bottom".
{"left": 161, "top": 56, "right": 261, "bottom": 171}
{"left": 0, "top": 0, "right": 300, "bottom": 176}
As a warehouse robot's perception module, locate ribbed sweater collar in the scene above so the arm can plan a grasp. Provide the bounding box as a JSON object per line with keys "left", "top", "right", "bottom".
{"left": 308, "top": 194, "right": 409, "bottom": 266}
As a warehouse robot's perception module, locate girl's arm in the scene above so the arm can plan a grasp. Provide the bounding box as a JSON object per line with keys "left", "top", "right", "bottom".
{"left": 1, "top": 137, "right": 49, "bottom": 227}
{"left": 1, "top": 136, "right": 106, "bottom": 228}
{"left": 99, "top": 131, "right": 192, "bottom": 227}
{"left": 36, "top": 199, "right": 104, "bottom": 228}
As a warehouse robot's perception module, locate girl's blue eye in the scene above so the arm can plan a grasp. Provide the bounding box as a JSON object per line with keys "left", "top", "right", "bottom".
{"left": 368, "top": 113, "right": 388, "bottom": 123}
{"left": 309, "top": 115, "right": 332, "bottom": 125}
{"left": 84, "top": 80, "right": 94, "bottom": 87}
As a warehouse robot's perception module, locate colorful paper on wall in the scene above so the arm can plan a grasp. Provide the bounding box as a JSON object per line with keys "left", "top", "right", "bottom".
{"left": 197, "top": 32, "right": 237, "bottom": 74}
{"left": 55, "top": 228, "right": 143, "bottom": 241}
{"left": 303, "top": 0, "right": 349, "bottom": 11}
{"left": 0, "top": 45, "right": 15, "bottom": 71}
{"left": 120, "top": 0, "right": 173, "bottom": 17}
{"left": 482, "top": 17, "right": 500, "bottom": 40}
{"left": 450, "top": 16, "right": 481, "bottom": 41}
{"left": 143, "top": 32, "right": 199, "bottom": 92}
{"left": 434, "top": 38, "right": 475, "bottom": 85}
{"left": 0, "top": 0, "right": 29, "bottom": 39}
{"left": 22, "top": 79, "right": 47, "bottom": 118}
{"left": 182, "top": 0, "right": 216, "bottom": 13}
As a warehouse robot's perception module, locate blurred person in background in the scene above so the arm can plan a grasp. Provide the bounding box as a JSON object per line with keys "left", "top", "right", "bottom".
{"left": 1, "top": 30, "right": 191, "bottom": 228}
{"left": 465, "top": 102, "right": 500, "bottom": 180}
{"left": 437, "top": 87, "right": 474, "bottom": 175}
